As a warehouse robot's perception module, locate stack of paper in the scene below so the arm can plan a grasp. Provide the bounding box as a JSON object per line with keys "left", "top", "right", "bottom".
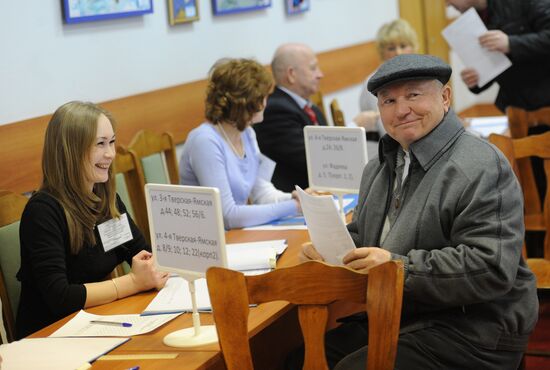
{"left": 0, "top": 337, "right": 128, "bottom": 370}
{"left": 141, "top": 240, "right": 288, "bottom": 315}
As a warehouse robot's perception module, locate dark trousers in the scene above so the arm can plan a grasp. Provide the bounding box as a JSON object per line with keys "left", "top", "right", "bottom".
{"left": 285, "top": 319, "right": 524, "bottom": 370}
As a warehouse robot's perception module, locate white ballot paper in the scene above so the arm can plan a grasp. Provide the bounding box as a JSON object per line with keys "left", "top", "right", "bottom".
{"left": 295, "top": 186, "right": 355, "bottom": 265}
{"left": 49, "top": 310, "right": 180, "bottom": 337}
{"left": 442, "top": 8, "right": 511, "bottom": 87}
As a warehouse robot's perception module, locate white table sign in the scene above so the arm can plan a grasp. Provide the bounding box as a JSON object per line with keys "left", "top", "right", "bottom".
{"left": 304, "top": 126, "right": 368, "bottom": 194}
{"left": 145, "top": 184, "right": 227, "bottom": 280}
{"left": 145, "top": 184, "right": 227, "bottom": 348}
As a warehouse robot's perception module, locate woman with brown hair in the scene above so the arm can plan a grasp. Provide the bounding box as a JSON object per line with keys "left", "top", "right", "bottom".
{"left": 15, "top": 101, "right": 169, "bottom": 339}
{"left": 179, "top": 58, "right": 300, "bottom": 229}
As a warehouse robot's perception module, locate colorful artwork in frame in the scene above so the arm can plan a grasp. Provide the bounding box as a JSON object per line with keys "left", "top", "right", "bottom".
{"left": 62, "top": 0, "right": 154, "bottom": 24}
{"left": 286, "top": 0, "right": 310, "bottom": 14}
{"left": 168, "top": 0, "right": 200, "bottom": 25}
{"left": 212, "top": 0, "right": 271, "bottom": 16}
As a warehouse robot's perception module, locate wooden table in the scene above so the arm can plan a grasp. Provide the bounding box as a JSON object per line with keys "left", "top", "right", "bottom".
{"left": 30, "top": 228, "right": 310, "bottom": 370}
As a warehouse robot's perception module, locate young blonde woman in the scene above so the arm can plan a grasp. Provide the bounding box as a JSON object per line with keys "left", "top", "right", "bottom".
{"left": 179, "top": 58, "right": 301, "bottom": 229}
{"left": 16, "top": 101, "right": 169, "bottom": 338}
{"left": 354, "top": 19, "right": 419, "bottom": 136}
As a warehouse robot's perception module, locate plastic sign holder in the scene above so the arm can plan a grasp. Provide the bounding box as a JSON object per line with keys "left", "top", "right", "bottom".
{"left": 145, "top": 184, "right": 227, "bottom": 347}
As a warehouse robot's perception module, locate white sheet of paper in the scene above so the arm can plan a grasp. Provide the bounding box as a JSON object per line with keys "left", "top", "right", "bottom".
{"left": 295, "top": 186, "right": 356, "bottom": 265}
{"left": 467, "top": 115, "right": 509, "bottom": 137}
{"left": 0, "top": 337, "right": 128, "bottom": 370}
{"left": 442, "top": 8, "right": 512, "bottom": 87}
{"left": 142, "top": 277, "right": 213, "bottom": 314}
{"left": 141, "top": 240, "right": 288, "bottom": 315}
{"left": 49, "top": 310, "right": 180, "bottom": 337}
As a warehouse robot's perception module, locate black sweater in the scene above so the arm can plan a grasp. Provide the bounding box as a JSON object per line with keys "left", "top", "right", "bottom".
{"left": 15, "top": 191, "right": 149, "bottom": 339}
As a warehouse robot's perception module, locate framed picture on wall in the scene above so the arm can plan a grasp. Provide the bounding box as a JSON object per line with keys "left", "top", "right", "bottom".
{"left": 286, "top": 0, "right": 310, "bottom": 14}
{"left": 168, "top": 0, "right": 200, "bottom": 25}
{"left": 212, "top": 0, "right": 271, "bottom": 16}
{"left": 62, "top": 0, "right": 154, "bottom": 23}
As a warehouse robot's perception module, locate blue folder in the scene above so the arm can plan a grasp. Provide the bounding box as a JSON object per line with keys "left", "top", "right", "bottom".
{"left": 268, "top": 193, "right": 359, "bottom": 226}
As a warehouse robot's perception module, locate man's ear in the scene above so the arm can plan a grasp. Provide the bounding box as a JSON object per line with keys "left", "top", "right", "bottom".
{"left": 287, "top": 66, "right": 296, "bottom": 85}
{"left": 442, "top": 84, "right": 452, "bottom": 113}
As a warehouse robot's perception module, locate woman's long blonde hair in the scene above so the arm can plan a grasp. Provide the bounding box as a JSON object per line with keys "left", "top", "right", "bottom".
{"left": 40, "top": 101, "right": 120, "bottom": 254}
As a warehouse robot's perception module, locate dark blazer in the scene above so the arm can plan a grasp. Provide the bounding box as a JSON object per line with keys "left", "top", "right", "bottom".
{"left": 253, "top": 87, "right": 327, "bottom": 192}
{"left": 469, "top": 0, "right": 550, "bottom": 112}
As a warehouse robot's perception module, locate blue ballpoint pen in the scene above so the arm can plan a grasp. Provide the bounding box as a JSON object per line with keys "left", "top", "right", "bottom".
{"left": 125, "top": 367, "right": 140, "bottom": 370}
{"left": 90, "top": 320, "right": 133, "bottom": 327}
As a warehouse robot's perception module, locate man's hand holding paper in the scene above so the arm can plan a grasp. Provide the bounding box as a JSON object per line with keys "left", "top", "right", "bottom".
{"left": 295, "top": 186, "right": 355, "bottom": 265}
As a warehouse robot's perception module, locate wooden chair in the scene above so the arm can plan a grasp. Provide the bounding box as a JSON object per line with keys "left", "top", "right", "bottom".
{"left": 127, "top": 130, "right": 179, "bottom": 185}
{"left": 488, "top": 132, "right": 550, "bottom": 288}
{"left": 330, "top": 99, "right": 346, "bottom": 127}
{"left": 507, "top": 106, "right": 550, "bottom": 139}
{"left": 0, "top": 190, "right": 29, "bottom": 342}
{"left": 310, "top": 91, "right": 327, "bottom": 119}
{"left": 113, "top": 146, "right": 147, "bottom": 274}
{"left": 506, "top": 107, "right": 550, "bottom": 222}
{"left": 207, "top": 260, "right": 404, "bottom": 370}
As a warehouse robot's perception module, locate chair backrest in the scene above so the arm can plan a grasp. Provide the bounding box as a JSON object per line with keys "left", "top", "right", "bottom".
{"left": 507, "top": 106, "right": 550, "bottom": 139}
{"left": 506, "top": 106, "right": 550, "bottom": 219}
{"left": 113, "top": 146, "right": 146, "bottom": 273}
{"left": 0, "top": 190, "right": 28, "bottom": 342}
{"left": 207, "top": 260, "right": 404, "bottom": 370}
{"left": 488, "top": 132, "right": 550, "bottom": 258}
{"left": 114, "top": 146, "right": 148, "bottom": 235}
{"left": 330, "top": 99, "right": 346, "bottom": 127}
{"left": 310, "top": 91, "right": 327, "bottom": 119}
{"left": 128, "top": 130, "right": 179, "bottom": 185}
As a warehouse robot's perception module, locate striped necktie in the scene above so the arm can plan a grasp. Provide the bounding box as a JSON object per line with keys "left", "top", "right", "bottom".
{"left": 388, "top": 148, "right": 405, "bottom": 227}
{"left": 303, "top": 105, "right": 319, "bottom": 125}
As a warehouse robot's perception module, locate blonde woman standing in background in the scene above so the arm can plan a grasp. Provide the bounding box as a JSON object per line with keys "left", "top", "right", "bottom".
{"left": 353, "top": 19, "right": 419, "bottom": 138}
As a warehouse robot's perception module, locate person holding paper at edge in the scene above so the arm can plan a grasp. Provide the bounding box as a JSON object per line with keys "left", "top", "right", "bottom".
{"left": 16, "top": 101, "right": 169, "bottom": 339}
{"left": 296, "top": 54, "right": 537, "bottom": 369}
{"left": 179, "top": 58, "right": 302, "bottom": 229}
{"left": 447, "top": 0, "right": 550, "bottom": 256}
{"left": 446, "top": 0, "right": 550, "bottom": 113}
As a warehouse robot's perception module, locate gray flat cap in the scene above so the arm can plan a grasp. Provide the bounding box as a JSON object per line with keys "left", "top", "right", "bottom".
{"left": 367, "top": 54, "right": 452, "bottom": 95}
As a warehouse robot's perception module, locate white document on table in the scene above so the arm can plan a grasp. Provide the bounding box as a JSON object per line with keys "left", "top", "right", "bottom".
{"left": 0, "top": 337, "right": 128, "bottom": 370}
{"left": 141, "top": 240, "right": 288, "bottom": 315}
{"left": 467, "top": 115, "right": 509, "bottom": 137}
{"left": 49, "top": 310, "right": 180, "bottom": 337}
{"left": 442, "top": 8, "right": 512, "bottom": 87}
{"left": 295, "top": 186, "right": 356, "bottom": 265}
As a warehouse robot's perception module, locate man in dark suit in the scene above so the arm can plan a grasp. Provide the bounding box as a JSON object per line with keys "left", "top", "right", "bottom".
{"left": 253, "top": 43, "right": 327, "bottom": 192}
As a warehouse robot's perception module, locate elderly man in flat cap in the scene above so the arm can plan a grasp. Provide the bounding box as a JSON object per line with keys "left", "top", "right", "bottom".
{"left": 298, "top": 54, "right": 537, "bottom": 370}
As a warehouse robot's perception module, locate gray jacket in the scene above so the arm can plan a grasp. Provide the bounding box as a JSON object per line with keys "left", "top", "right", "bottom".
{"left": 347, "top": 110, "right": 538, "bottom": 351}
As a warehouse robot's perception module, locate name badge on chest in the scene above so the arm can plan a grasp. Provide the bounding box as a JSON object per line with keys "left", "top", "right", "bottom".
{"left": 97, "top": 213, "right": 133, "bottom": 252}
